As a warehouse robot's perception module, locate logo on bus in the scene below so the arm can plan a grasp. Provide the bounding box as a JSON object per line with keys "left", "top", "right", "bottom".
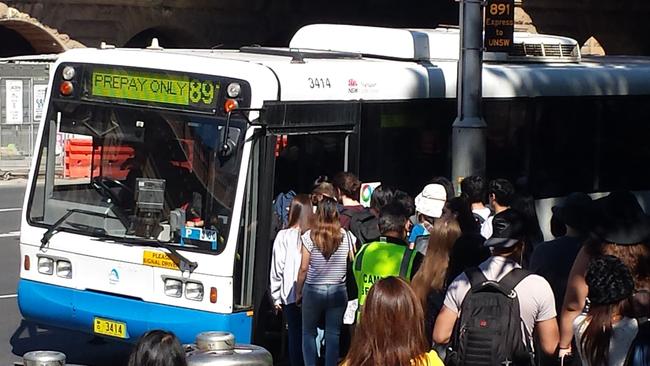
{"left": 348, "top": 79, "right": 358, "bottom": 93}
{"left": 109, "top": 269, "right": 120, "bottom": 284}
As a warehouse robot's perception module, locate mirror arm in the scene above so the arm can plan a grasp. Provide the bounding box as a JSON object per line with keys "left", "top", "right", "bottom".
{"left": 219, "top": 107, "right": 265, "bottom": 157}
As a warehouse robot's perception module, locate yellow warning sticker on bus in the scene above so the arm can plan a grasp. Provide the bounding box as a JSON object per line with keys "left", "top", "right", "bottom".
{"left": 142, "top": 250, "right": 179, "bottom": 270}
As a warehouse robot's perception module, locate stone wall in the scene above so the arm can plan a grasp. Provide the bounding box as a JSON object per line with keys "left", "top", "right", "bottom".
{"left": 0, "top": 2, "right": 83, "bottom": 56}
{"left": 2, "top": 0, "right": 457, "bottom": 49}
{"left": 521, "top": 0, "right": 650, "bottom": 55}
{"left": 3, "top": 0, "right": 650, "bottom": 55}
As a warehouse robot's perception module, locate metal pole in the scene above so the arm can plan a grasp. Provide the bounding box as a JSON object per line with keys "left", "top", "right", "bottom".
{"left": 452, "top": 0, "right": 487, "bottom": 195}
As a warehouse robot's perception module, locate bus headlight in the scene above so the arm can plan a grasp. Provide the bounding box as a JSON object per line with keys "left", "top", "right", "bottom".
{"left": 62, "top": 66, "right": 76, "bottom": 80}
{"left": 56, "top": 260, "right": 72, "bottom": 279}
{"left": 37, "top": 257, "right": 54, "bottom": 275}
{"left": 164, "top": 279, "right": 183, "bottom": 298}
{"left": 185, "top": 282, "right": 204, "bottom": 301}
{"left": 227, "top": 83, "right": 241, "bottom": 98}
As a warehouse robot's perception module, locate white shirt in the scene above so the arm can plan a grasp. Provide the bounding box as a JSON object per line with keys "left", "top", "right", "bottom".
{"left": 444, "top": 256, "right": 557, "bottom": 339}
{"left": 269, "top": 228, "right": 303, "bottom": 306}
{"left": 475, "top": 207, "right": 493, "bottom": 239}
{"left": 574, "top": 314, "right": 639, "bottom": 366}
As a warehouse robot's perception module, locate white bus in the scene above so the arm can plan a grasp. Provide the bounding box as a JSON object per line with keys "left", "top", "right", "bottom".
{"left": 18, "top": 24, "right": 650, "bottom": 352}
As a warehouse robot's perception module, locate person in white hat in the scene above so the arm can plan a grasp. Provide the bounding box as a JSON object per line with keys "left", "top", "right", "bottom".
{"left": 409, "top": 184, "right": 447, "bottom": 244}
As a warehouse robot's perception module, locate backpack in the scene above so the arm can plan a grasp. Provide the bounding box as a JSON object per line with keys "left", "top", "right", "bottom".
{"left": 273, "top": 190, "right": 296, "bottom": 228}
{"left": 446, "top": 267, "right": 534, "bottom": 366}
{"left": 414, "top": 234, "right": 430, "bottom": 255}
{"left": 343, "top": 208, "right": 379, "bottom": 245}
{"left": 624, "top": 317, "right": 650, "bottom": 366}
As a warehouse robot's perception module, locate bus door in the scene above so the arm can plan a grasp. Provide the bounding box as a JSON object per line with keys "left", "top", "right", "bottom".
{"left": 250, "top": 101, "right": 361, "bottom": 350}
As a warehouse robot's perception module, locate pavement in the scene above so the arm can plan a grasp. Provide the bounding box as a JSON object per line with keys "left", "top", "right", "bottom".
{"left": 0, "top": 158, "right": 30, "bottom": 170}
{"left": 0, "top": 157, "right": 31, "bottom": 181}
{"left": 0, "top": 184, "right": 132, "bottom": 366}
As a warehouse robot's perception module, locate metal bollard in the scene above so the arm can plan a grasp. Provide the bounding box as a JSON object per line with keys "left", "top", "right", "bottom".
{"left": 22, "top": 351, "right": 66, "bottom": 366}
{"left": 186, "top": 331, "right": 273, "bottom": 366}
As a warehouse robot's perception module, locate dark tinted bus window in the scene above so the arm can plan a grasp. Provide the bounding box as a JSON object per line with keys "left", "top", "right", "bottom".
{"left": 529, "top": 97, "right": 601, "bottom": 198}
{"left": 359, "top": 100, "right": 455, "bottom": 195}
{"left": 527, "top": 96, "right": 650, "bottom": 198}
{"left": 484, "top": 98, "right": 532, "bottom": 187}
{"left": 597, "top": 96, "right": 650, "bottom": 192}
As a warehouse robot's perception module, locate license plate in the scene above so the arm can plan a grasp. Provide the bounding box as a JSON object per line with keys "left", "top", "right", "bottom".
{"left": 93, "top": 317, "right": 127, "bottom": 339}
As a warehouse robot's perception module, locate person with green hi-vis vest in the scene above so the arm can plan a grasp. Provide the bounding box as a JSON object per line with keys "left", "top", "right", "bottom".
{"left": 353, "top": 201, "right": 424, "bottom": 313}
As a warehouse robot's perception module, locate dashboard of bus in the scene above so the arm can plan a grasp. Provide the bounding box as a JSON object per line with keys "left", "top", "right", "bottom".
{"left": 27, "top": 101, "right": 245, "bottom": 254}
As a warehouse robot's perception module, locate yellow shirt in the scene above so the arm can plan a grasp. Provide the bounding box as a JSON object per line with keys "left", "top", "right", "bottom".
{"left": 414, "top": 350, "right": 444, "bottom": 366}
{"left": 341, "top": 350, "right": 443, "bottom": 366}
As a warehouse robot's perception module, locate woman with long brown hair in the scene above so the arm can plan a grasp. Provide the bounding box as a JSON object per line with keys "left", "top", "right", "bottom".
{"left": 574, "top": 255, "right": 638, "bottom": 366}
{"left": 342, "top": 276, "right": 443, "bottom": 366}
{"left": 410, "top": 217, "right": 462, "bottom": 345}
{"left": 296, "top": 195, "right": 355, "bottom": 366}
{"left": 269, "top": 194, "right": 313, "bottom": 366}
{"left": 559, "top": 192, "right": 650, "bottom": 359}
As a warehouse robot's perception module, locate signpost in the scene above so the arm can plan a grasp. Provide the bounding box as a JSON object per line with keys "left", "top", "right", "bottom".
{"left": 452, "top": 0, "right": 515, "bottom": 194}
{"left": 451, "top": 0, "right": 487, "bottom": 195}
{"left": 484, "top": 0, "right": 515, "bottom": 52}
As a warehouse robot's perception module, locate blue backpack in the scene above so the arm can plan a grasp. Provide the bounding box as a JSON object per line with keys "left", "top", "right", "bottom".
{"left": 625, "top": 317, "right": 650, "bottom": 366}
{"left": 273, "top": 191, "right": 296, "bottom": 228}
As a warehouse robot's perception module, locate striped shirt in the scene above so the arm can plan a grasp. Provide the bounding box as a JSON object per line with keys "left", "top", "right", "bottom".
{"left": 302, "top": 229, "right": 355, "bottom": 285}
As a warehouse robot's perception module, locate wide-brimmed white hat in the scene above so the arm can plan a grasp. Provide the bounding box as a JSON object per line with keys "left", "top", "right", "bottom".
{"left": 415, "top": 184, "right": 446, "bottom": 218}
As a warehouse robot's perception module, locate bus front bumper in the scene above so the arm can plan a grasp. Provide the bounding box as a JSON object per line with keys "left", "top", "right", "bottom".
{"left": 17, "top": 279, "right": 252, "bottom": 344}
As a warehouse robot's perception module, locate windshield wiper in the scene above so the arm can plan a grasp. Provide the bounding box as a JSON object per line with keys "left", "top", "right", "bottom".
{"left": 97, "top": 235, "right": 198, "bottom": 273}
{"left": 40, "top": 209, "right": 198, "bottom": 273}
{"left": 41, "top": 209, "right": 120, "bottom": 250}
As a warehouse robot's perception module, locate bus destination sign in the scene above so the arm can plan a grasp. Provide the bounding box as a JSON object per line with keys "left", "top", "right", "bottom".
{"left": 89, "top": 68, "right": 220, "bottom": 113}
{"left": 484, "top": 0, "right": 515, "bottom": 52}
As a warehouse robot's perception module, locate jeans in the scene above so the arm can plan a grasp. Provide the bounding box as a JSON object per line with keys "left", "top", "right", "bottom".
{"left": 284, "top": 303, "right": 304, "bottom": 366}
{"left": 302, "top": 283, "right": 347, "bottom": 366}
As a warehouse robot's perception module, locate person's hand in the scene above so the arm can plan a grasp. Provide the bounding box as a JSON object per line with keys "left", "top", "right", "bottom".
{"left": 558, "top": 347, "right": 573, "bottom": 366}
{"left": 273, "top": 304, "right": 282, "bottom": 315}
{"left": 296, "top": 293, "right": 302, "bottom": 307}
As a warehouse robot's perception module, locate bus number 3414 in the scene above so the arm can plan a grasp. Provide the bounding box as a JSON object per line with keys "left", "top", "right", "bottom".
{"left": 308, "top": 77, "right": 331, "bottom": 89}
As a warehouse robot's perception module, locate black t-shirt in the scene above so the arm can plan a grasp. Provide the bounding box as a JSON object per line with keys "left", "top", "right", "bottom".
{"left": 529, "top": 235, "right": 583, "bottom": 312}
{"left": 447, "top": 233, "right": 490, "bottom": 283}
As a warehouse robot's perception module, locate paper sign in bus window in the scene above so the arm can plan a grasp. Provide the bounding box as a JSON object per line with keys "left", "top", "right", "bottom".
{"left": 360, "top": 182, "right": 381, "bottom": 208}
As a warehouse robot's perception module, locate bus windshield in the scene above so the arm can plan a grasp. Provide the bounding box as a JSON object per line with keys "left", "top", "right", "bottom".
{"left": 28, "top": 101, "right": 243, "bottom": 253}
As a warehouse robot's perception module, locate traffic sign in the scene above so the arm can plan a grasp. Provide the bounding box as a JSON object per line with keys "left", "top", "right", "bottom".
{"left": 484, "top": 0, "right": 515, "bottom": 52}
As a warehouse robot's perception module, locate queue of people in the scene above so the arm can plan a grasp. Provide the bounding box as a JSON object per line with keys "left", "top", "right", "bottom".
{"left": 268, "top": 171, "right": 650, "bottom": 366}
{"left": 122, "top": 172, "right": 649, "bottom": 366}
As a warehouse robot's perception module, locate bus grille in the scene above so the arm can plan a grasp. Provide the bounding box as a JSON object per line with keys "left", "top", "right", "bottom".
{"left": 503, "top": 43, "right": 580, "bottom": 61}
{"left": 543, "top": 44, "right": 562, "bottom": 57}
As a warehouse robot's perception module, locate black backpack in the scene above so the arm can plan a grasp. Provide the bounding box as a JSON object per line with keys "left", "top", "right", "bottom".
{"left": 446, "top": 267, "right": 535, "bottom": 366}
{"left": 342, "top": 208, "right": 379, "bottom": 245}
{"left": 624, "top": 317, "right": 650, "bottom": 366}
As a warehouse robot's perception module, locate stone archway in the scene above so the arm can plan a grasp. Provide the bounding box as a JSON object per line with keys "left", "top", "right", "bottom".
{"left": 0, "top": 2, "right": 83, "bottom": 56}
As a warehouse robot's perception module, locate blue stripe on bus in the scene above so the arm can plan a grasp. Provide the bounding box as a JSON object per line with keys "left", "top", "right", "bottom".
{"left": 17, "top": 279, "right": 252, "bottom": 344}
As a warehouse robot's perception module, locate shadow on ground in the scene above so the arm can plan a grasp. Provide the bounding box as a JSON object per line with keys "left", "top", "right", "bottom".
{"left": 10, "top": 320, "right": 132, "bottom": 366}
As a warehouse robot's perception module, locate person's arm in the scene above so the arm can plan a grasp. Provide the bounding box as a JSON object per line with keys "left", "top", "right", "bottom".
{"left": 269, "top": 232, "right": 286, "bottom": 312}
{"left": 296, "top": 245, "right": 310, "bottom": 303}
{"left": 536, "top": 318, "right": 560, "bottom": 356}
{"left": 432, "top": 305, "right": 458, "bottom": 345}
{"left": 559, "top": 246, "right": 590, "bottom": 351}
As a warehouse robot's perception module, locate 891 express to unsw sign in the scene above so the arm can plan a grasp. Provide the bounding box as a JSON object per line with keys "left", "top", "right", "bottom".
{"left": 484, "top": 0, "right": 514, "bottom": 52}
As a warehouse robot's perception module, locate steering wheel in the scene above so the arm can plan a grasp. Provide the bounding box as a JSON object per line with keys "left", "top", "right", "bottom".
{"left": 92, "top": 176, "right": 132, "bottom": 206}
